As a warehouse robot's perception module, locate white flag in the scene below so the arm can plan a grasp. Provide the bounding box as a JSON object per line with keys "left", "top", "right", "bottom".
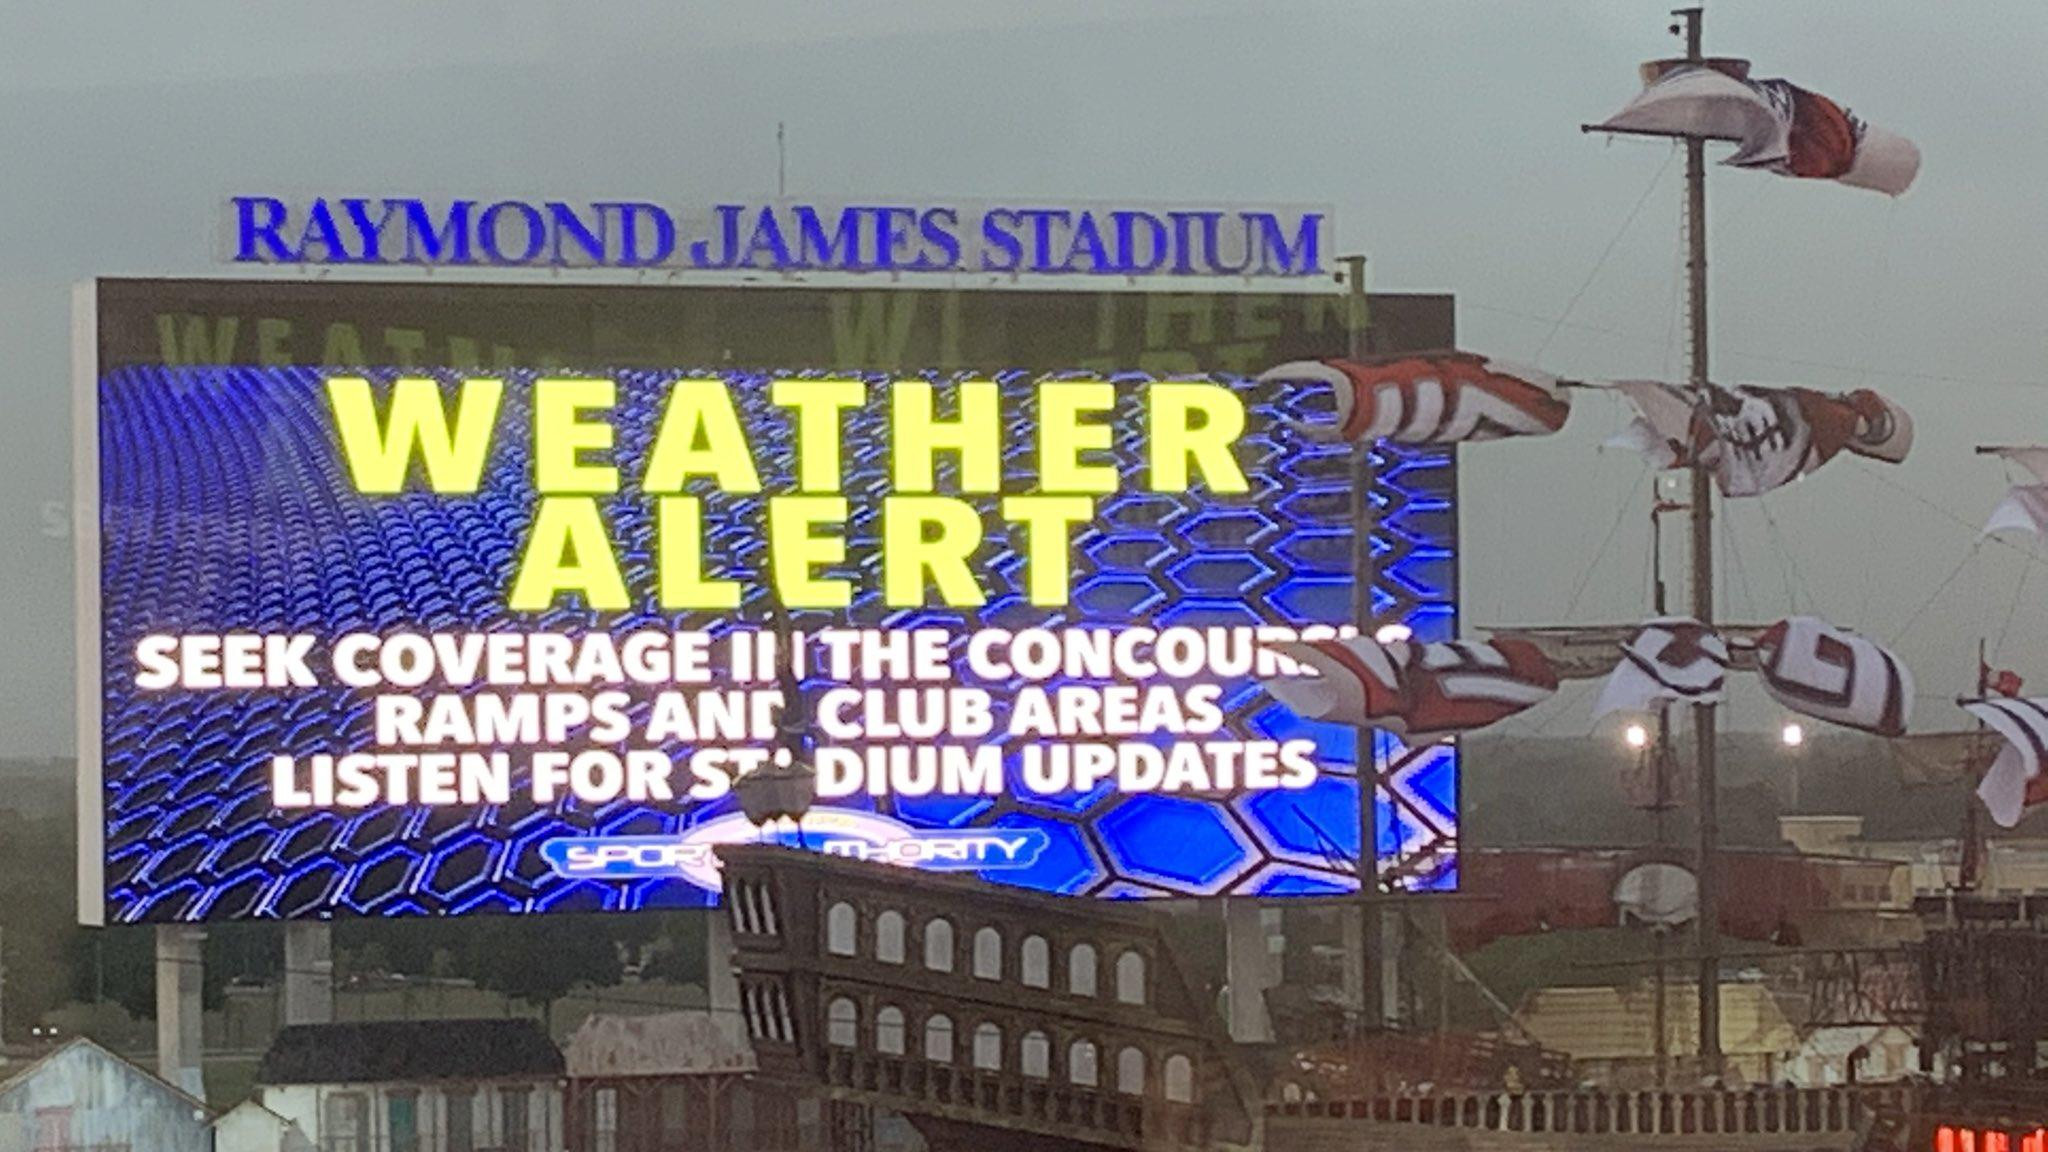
{"left": 1963, "top": 696, "right": 2048, "bottom": 828}
{"left": 1754, "top": 616, "right": 1913, "bottom": 737}
{"left": 1592, "top": 617, "right": 1728, "bottom": 721}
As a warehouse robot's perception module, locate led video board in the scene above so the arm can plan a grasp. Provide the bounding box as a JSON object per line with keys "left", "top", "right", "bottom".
{"left": 79, "top": 281, "right": 1458, "bottom": 922}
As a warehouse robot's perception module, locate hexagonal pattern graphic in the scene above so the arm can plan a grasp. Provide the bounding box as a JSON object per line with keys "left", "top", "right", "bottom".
{"left": 95, "top": 366, "right": 1458, "bottom": 920}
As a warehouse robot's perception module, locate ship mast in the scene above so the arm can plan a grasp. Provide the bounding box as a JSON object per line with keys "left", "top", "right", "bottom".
{"left": 1672, "top": 5, "right": 1723, "bottom": 1075}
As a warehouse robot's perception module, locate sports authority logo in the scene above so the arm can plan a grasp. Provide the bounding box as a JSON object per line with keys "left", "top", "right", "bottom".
{"left": 539, "top": 809, "right": 1049, "bottom": 892}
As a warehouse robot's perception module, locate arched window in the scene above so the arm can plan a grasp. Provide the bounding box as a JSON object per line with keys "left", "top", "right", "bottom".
{"left": 1115, "top": 950, "right": 1146, "bottom": 1005}
{"left": 973, "top": 1022, "right": 1003, "bottom": 1070}
{"left": 1117, "top": 1047, "right": 1146, "bottom": 1095}
{"left": 1021, "top": 1031, "right": 1051, "bottom": 1079}
{"left": 1068, "top": 1039, "right": 1099, "bottom": 1088}
{"left": 924, "top": 918, "right": 955, "bottom": 972}
{"left": 972, "top": 927, "right": 1002, "bottom": 980}
{"left": 1164, "top": 1054, "right": 1195, "bottom": 1104}
{"left": 827, "top": 997, "right": 858, "bottom": 1048}
{"left": 826, "top": 903, "right": 857, "bottom": 957}
{"left": 1069, "top": 942, "right": 1098, "bottom": 997}
{"left": 876, "top": 911, "right": 906, "bottom": 965}
{"left": 924, "top": 1014, "right": 954, "bottom": 1064}
{"left": 876, "top": 1006, "right": 906, "bottom": 1055}
{"left": 1021, "top": 935, "right": 1050, "bottom": 988}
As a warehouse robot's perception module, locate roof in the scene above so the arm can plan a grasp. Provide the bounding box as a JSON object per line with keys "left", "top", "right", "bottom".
{"left": 215, "top": 1098, "right": 296, "bottom": 1129}
{"left": 565, "top": 1012, "right": 756, "bottom": 1079}
{"left": 0, "top": 1037, "right": 214, "bottom": 1117}
{"left": 716, "top": 842, "right": 1168, "bottom": 925}
{"left": 258, "top": 1019, "right": 564, "bottom": 1086}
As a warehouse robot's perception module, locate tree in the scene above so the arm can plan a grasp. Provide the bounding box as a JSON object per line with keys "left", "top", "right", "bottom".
{"left": 457, "top": 916, "right": 622, "bottom": 1014}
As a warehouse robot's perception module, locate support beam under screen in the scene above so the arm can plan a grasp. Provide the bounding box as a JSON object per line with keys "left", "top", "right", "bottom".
{"left": 155, "top": 925, "right": 205, "bottom": 1098}
{"left": 283, "top": 922, "right": 335, "bottom": 1026}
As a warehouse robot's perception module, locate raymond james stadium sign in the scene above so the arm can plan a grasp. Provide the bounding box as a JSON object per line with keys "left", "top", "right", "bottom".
{"left": 224, "top": 196, "right": 1329, "bottom": 278}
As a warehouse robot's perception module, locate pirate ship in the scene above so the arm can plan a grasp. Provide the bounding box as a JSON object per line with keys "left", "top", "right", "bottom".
{"left": 1241, "top": 8, "right": 2048, "bottom": 1142}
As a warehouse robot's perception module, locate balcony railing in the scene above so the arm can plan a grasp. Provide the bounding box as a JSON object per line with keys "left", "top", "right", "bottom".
{"left": 1266, "top": 1084, "right": 1915, "bottom": 1140}
{"left": 820, "top": 1046, "right": 1204, "bottom": 1148}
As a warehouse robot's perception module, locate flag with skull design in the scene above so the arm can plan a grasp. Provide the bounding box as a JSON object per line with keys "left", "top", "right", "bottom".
{"left": 1606, "top": 379, "right": 1912, "bottom": 497}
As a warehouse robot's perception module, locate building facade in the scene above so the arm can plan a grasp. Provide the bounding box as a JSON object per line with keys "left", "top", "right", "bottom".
{"left": 563, "top": 1010, "right": 810, "bottom": 1152}
{"left": 255, "top": 1020, "right": 564, "bottom": 1152}
{"left": 0, "top": 1038, "right": 213, "bottom": 1152}
{"left": 716, "top": 843, "right": 1259, "bottom": 1151}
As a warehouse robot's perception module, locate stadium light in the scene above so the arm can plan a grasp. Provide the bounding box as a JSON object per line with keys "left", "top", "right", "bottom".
{"left": 1374, "top": 623, "right": 1414, "bottom": 644}
{"left": 1781, "top": 721, "right": 1805, "bottom": 748}
{"left": 1624, "top": 723, "right": 1650, "bottom": 749}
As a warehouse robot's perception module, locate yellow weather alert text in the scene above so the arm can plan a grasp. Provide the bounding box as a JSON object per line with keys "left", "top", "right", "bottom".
{"left": 324, "top": 375, "right": 1249, "bottom": 611}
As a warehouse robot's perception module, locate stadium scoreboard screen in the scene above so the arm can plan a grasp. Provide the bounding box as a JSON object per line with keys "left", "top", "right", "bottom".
{"left": 77, "top": 279, "right": 1459, "bottom": 923}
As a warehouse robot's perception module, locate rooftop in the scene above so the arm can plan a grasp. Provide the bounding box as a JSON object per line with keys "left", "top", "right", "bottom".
{"left": 257, "top": 1019, "right": 563, "bottom": 1086}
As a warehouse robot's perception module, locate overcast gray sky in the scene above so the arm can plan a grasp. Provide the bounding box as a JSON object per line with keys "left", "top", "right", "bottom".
{"left": 3, "top": 1, "right": 2045, "bottom": 754}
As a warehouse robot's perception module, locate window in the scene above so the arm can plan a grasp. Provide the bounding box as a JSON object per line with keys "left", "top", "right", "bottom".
{"left": 660, "top": 1083, "right": 689, "bottom": 1140}
{"left": 389, "top": 1093, "right": 420, "bottom": 1152}
{"left": 827, "top": 901, "right": 858, "bottom": 956}
{"left": 1021, "top": 1031, "right": 1051, "bottom": 1078}
{"left": 973, "top": 1022, "right": 1003, "bottom": 1070}
{"left": 1164, "top": 1054, "right": 1195, "bottom": 1104}
{"left": 1115, "top": 950, "right": 1147, "bottom": 1004}
{"left": 973, "top": 926, "right": 1002, "bottom": 980}
{"left": 592, "top": 1088, "right": 618, "bottom": 1152}
{"left": 501, "top": 1086, "right": 531, "bottom": 1152}
{"left": 1021, "top": 935, "right": 1050, "bottom": 987}
{"left": 877, "top": 910, "right": 906, "bottom": 964}
{"left": 828, "top": 996, "right": 859, "bottom": 1047}
{"left": 925, "top": 1014, "right": 955, "bottom": 1064}
{"left": 1069, "top": 1039, "right": 1100, "bottom": 1087}
{"left": 924, "top": 917, "right": 955, "bottom": 972}
{"left": 1117, "top": 1047, "right": 1146, "bottom": 1095}
{"left": 31, "top": 1108, "right": 71, "bottom": 1152}
{"left": 1069, "top": 942, "right": 1098, "bottom": 997}
{"left": 877, "top": 1005, "right": 907, "bottom": 1055}
{"left": 324, "top": 1093, "right": 366, "bottom": 1152}
{"left": 448, "top": 1089, "right": 476, "bottom": 1152}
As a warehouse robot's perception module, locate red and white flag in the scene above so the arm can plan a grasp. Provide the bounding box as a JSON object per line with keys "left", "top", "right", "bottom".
{"left": 1754, "top": 616, "right": 1913, "bottom": 738}
{"left": 1595, "top": 60, "right": 1920, "bottom": 197}
{"left": 1608, "top": 380, "right": 1912, "bottom": 498}
{"left": 1260, "top": 636, "right": 1559, "bottom": 742}
{"left": 1963, "top": 696, "right": 2048, "bottom": 828}
{"left": 1592, "top": 617, "right": 1728, "bottom": 721}
{"left": 1259, "top": 353, "right": 1571, "bottom": 446}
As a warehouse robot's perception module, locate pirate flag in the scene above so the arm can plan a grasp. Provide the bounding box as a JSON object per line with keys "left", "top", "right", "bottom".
{"left": 1258, "top": 352, "right": 1572, "bottom": 446}
{"left": 1608, "top": 379, "right": 1912, "bottom": 498}
{"left": 1592, "top": 617, "right": 1729, "bottom": 721}
{"left": 1754, "top": 616, "right": 1913, "bottom": 738}
{"left": 1259, "top": 635, "right": 1560, "bottom": 742}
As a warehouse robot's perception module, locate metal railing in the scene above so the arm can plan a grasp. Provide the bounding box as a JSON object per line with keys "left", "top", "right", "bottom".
{"left": 821, "top": 1045, "right": 1204, "bottom": 1148}
{"left": 1266, "top": 1084, "right": 1914, "bottom": 1140}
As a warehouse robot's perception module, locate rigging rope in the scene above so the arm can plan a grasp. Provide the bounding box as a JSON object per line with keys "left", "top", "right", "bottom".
{"left": 1722, "top": 504, "right": 1760, "bottom": 619}
{"left": 1532, "top": 147, "right": 1677, "bottom": 363}
{"left": 1848, "top": 459, "right": 2047, "bottom": 568}
{"left": 1890, "top": 541, "right": 1985, "bottom": 650}
{"left": 1560, "top": 466, "right": 1652, "bottom": 620}
{"left": 1993, "top": 561, "right": 2031, "bottom": 666}
{"left": 1755, "top": 494, "right": 1819, "bottom": 615}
